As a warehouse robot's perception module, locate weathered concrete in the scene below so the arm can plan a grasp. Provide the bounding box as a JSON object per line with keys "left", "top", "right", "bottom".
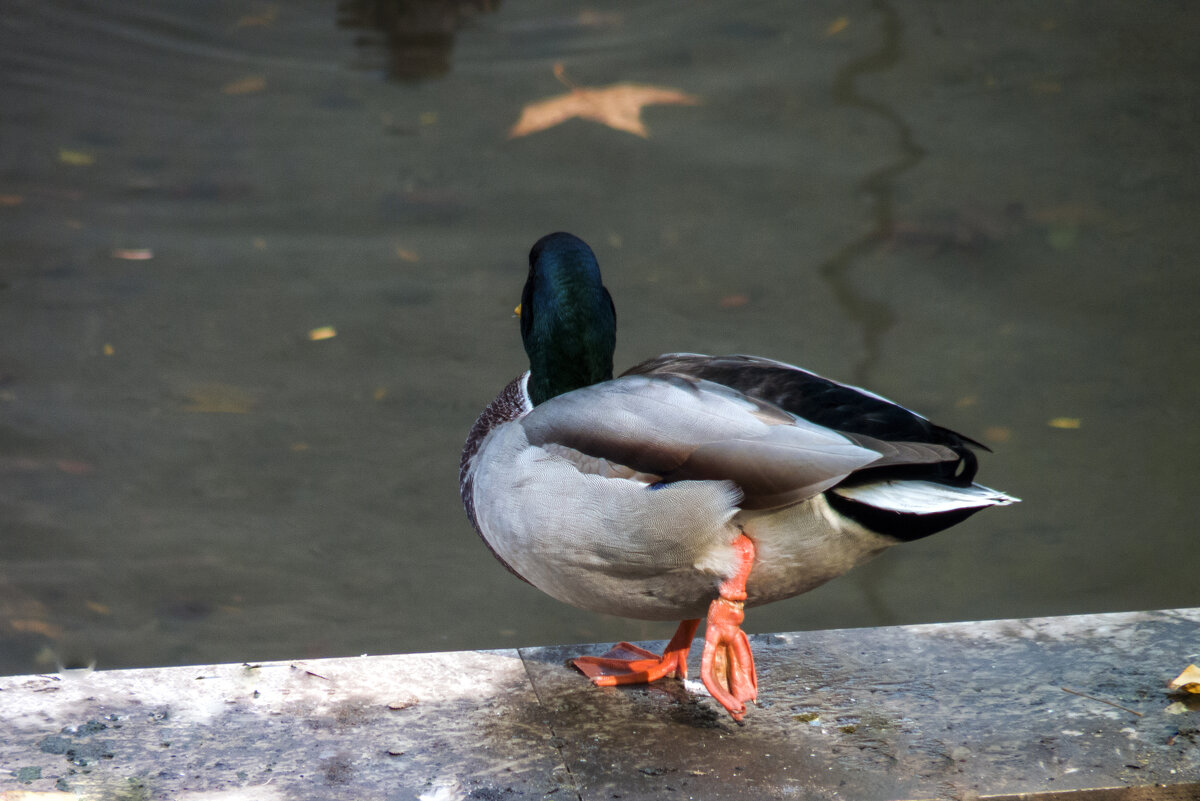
{"left": 2, "top": 609, "right": 1198, "bottom": 800}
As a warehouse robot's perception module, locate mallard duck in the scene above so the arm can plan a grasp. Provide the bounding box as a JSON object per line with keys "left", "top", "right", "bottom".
{"left": 459, "top": 232, "right": 1017, "bottom": 721}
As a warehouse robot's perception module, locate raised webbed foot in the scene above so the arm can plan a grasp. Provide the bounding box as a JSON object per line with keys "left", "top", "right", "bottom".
{"left": 573, "top": 618, "right": 700, "bottom": 685}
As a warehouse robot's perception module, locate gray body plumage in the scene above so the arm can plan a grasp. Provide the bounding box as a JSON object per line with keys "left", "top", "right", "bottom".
{"left": 460, "top": 363, "right": 1016, "bottom": 621}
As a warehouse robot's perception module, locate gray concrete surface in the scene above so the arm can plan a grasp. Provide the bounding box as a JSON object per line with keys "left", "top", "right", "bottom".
{"left": 2, "top": 609, "right": 1198, "bottom": 800}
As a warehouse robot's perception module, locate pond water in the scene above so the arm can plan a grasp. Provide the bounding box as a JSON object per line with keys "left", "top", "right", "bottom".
{"left": 2, "top": 0, "right": 1198, "bottom": 675}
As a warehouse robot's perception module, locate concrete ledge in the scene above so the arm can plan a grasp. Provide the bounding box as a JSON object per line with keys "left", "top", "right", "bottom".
{"left": 2, "top": 609, "right": 1198, "bottom": 800}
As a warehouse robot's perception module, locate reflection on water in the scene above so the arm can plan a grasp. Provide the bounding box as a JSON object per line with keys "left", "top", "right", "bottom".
{"left": 1, "top": 0, "right": 1198, "bottom": 676}
{"left": 338, "top": 0, "right": 501, "bottom": 81}
{"left": 819, "top": 0, "right": 916, "bottom": 386}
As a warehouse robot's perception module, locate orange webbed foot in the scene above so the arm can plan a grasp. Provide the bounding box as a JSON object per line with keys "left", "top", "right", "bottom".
{"left": 572, "top": 535, "right": 759, "bottom": 722}
{"left": 700, "top": 596, "right": 757, "bottom": 720}
{"left": 572, "top": 618, "right": 700, "bottom": 686}
{"left": 700, "top": 533, "right": 758, "bottom": 721}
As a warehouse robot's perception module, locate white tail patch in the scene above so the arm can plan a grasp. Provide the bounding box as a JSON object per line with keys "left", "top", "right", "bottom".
{"left": 833, "top": 480, "right": 1019, "bottom": 514}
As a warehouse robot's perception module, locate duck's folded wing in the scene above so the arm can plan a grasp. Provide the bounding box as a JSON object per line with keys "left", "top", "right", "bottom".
{"left": 626, "top": 352, "right": 986, "bottom": 482}
{"left": 520, "top": 374, "right": 884, "bottom": 510}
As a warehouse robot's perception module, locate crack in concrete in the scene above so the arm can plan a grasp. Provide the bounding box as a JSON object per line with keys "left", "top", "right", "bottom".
{"left": 517, "top": 647, "right": 585, "bottom": 801}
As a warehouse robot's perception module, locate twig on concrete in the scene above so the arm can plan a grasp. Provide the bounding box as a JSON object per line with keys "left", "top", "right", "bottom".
{"left": 1061, "top": 686, "right": 1143, "bottom": 717}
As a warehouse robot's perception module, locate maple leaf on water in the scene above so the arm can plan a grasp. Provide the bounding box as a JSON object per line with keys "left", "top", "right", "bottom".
{"left": 509, "top": 64, "right": 699, "bottom": 139}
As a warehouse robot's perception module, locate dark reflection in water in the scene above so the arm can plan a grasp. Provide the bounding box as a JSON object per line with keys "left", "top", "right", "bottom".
{"left": 337, "top": 0, "right": 501, "bottom": 81}
{"left": 818, "top": 0, "right": 916, "bottom": 387}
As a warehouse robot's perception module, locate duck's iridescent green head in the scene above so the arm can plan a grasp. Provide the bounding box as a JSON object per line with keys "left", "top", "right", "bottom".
{"left": 521, "top": 232, "right": 616, "bottom": 406}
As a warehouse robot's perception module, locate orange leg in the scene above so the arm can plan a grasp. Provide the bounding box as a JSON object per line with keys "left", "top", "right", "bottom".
{"left": 700, "top": 533, "right": 757, "bottom": 721}
{"left": 573, "top": 618, "right": 700, "bottom": 685}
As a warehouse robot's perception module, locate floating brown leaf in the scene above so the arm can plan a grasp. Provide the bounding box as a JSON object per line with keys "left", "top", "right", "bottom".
{"left": 510, "top": 67, "right": 698, "bottom": 138}
{"left": 180, "top": 383, "right": 256, "bottom": 414}
{"left": 237, "top": 5, "right": 278, "bottom": 27}
{"left": 112, "top": 248, "right": 154, "bottom": 260}
{"left": 7, "top": 618, "right": 64, "bottom": 639}
{"left": 826, "top": 17, "right": 850, "bottom": 36}
{"left": 222, "top": 75, "right": 267, "bottom": 95}
{"left": 719, "top": 294, "right": 749, "bottom": 308}
{"left": 308, "top": 325, "right": 337, "bottom": 341}
{"left": 983, "top": 426, "right": 1012, "bottom": 443}
{"left": 85, "top": 600, "right": 111, "bottom": 615}
{"left": 58, "top": 149, "right": 95, "bottom": 166}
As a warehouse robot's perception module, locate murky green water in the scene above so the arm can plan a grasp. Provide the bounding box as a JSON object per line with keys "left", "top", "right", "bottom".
{"left": 2, "top": 0, "right": 1198, "bottom": 675}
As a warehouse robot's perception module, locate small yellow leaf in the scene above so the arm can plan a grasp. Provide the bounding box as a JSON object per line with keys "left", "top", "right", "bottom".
{"left": 102, "top": 343, "right": 115, "bottom": 356}
{"left": 222, "top": 75, "right": 267, "bottom": 95}
{"left": 395, "top": 247, "right": 420, "bottom": 262}
{"left": 1048, "top": 417, "right": 1081, "bottom": 429}
{"left": 719, "top": 294, "right": 749, "bottom": 308}
{"left": 7, "top": 618, "right": 64, "bottom": 639}
{"left": 236, "top": 5, "right": 278, "bottom": 27}
{"left": 984, "top": 426, "right": 1012, "bottom": 443}
{"left": 59, "top": 149, "right": 95, "bottom": 166}
{"left": 252, "top": 237, "right": 268, "bottom": 250}
{"left": 1168, "top": 664, "right": 1200, "bottom": 694}
{"left": 387, "top": 694, "right": 419, "bottom": 710}
{"left": 419, "top": 111, "right": 438, "bottom": 126}
{"left": 112, "top": 248, "right": 154, "bottom": 260}
{"left": 0, "top": 790, "right": 76, "bottom": 799}
{"left": 180, "top": 383, "right": 256, "bottom": 414}
{"left": 578, "top": 10, "right": 622, "bottom": 27}
{"left": 373, "top": 387, "right": 388, "bottom": 401}
{"left": 290, "top": 442, "right": 309, "bottom": 452}
{"left": 85, "top": 600, "right": 111, "bottom": 615}
{"left": 955, "top": 395, "right": 979, "bottom": 409}
{"left": 308, "top": 325, "right": 337, "bottom": 341}
{"left": 826, "top": 17, "right": 850, "bottom": 36}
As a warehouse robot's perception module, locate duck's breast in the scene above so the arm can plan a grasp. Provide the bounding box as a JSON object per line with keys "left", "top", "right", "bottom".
{"left": 469, "top": 417, "right": 745, "bottom": 619}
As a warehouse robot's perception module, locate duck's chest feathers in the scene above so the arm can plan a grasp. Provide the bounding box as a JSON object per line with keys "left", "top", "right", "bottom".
{"left": 467, "top": 414, "right": 745, "bottom": 620}
{"left": 460, "top": 373, "right": 534, "bottom": 582}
